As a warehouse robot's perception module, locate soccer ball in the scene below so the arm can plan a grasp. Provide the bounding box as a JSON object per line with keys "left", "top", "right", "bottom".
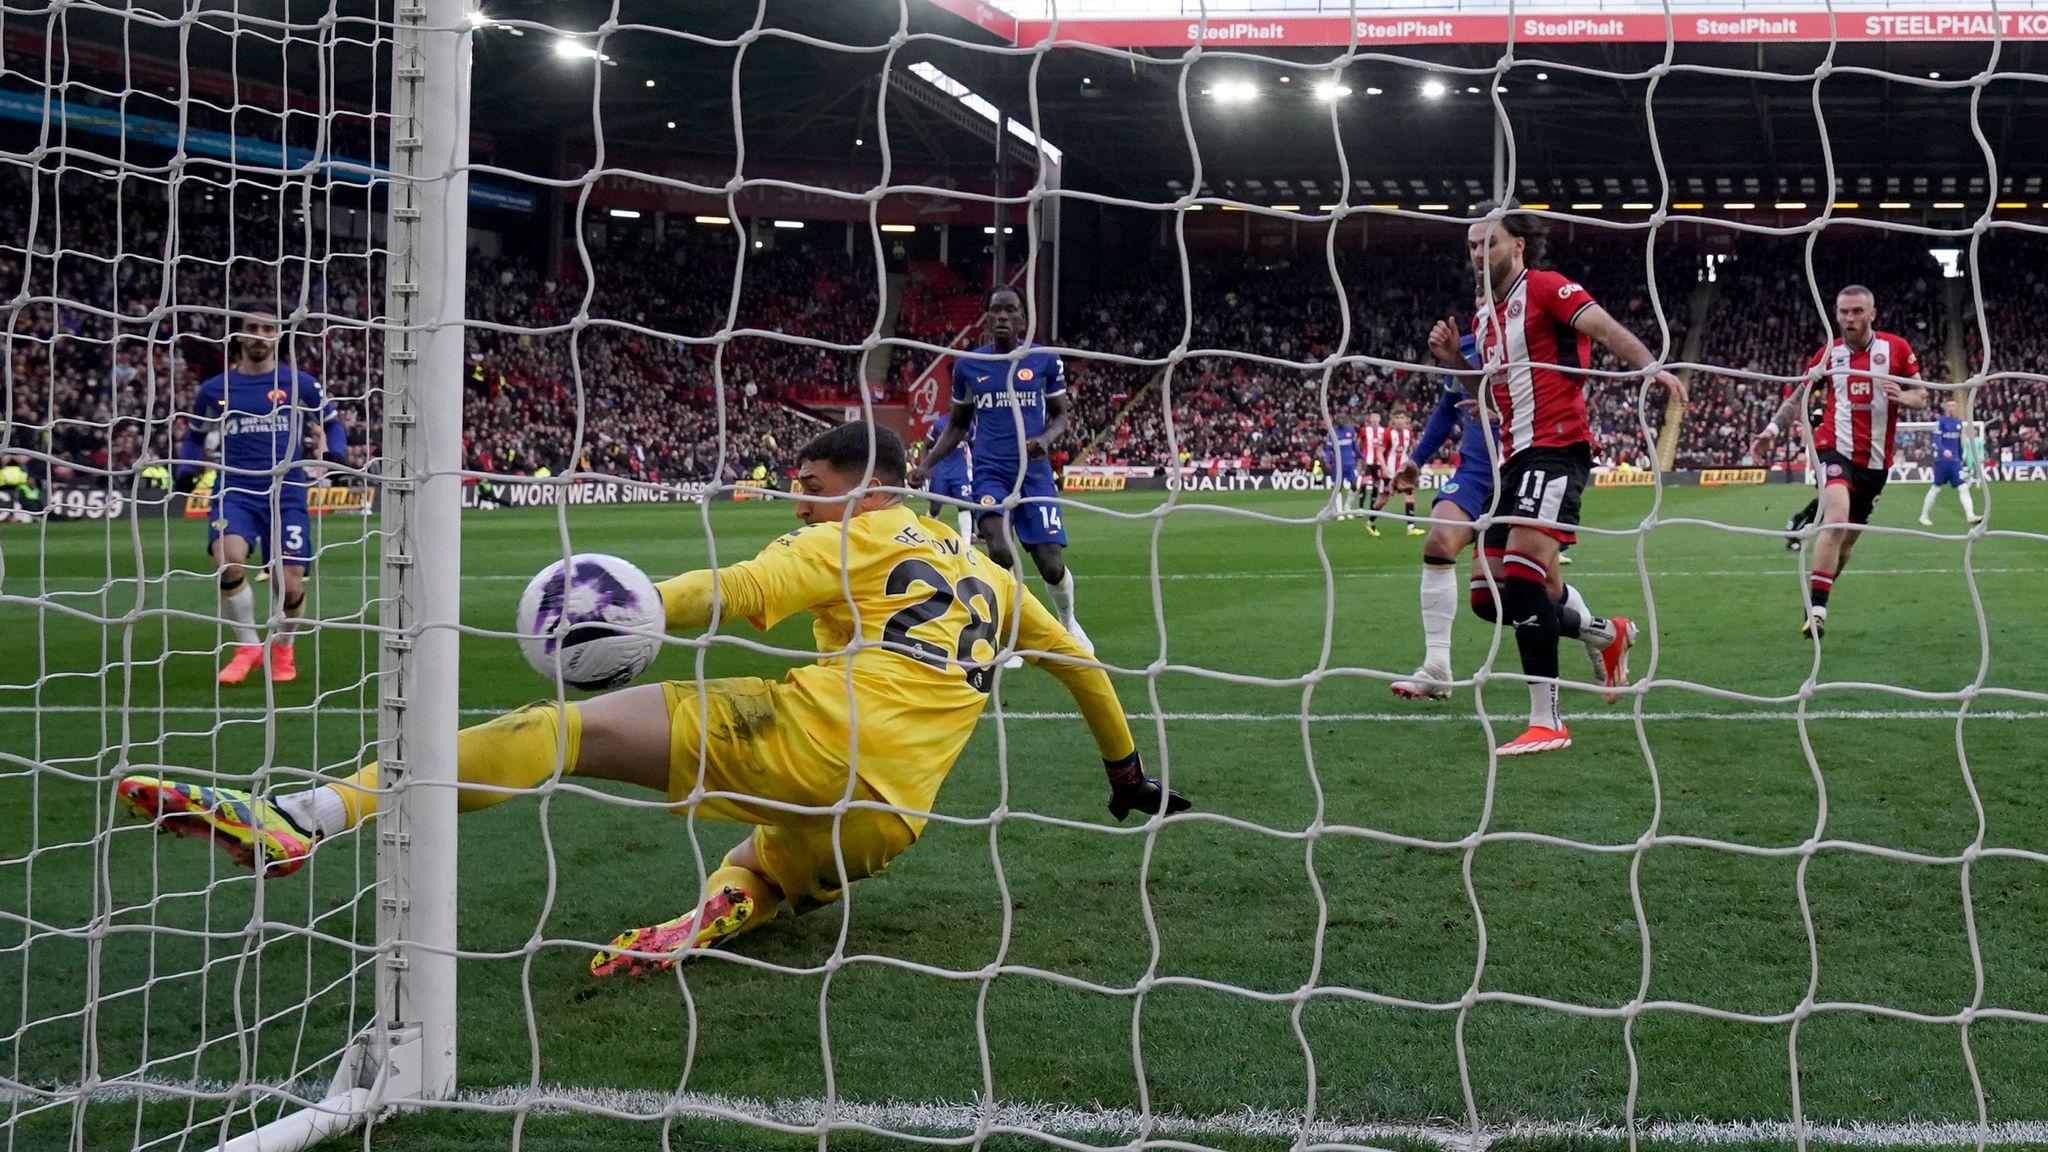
{"left": 516, "top": 554, "right": 665, "bottom": 691}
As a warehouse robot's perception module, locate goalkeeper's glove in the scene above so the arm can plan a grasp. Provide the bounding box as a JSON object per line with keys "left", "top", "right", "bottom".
{"left": 1104, "top": 750, "right": 1190, "bottom": 822}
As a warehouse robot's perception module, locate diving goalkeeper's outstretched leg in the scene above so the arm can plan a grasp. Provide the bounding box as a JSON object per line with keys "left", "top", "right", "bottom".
{"left": 118, "top": 420, "right": 1190, "bottom": 978}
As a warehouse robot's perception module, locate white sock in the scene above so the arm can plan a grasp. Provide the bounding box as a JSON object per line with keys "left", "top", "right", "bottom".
{"left": 274, "top": 785, "right": 346, "bottom": 839}
{"left": 1921, "top": 486, "right": 1940, "bottom": 519}
{"left": 1419, "top": 564, "right": 1457, "bottom": 670}
{"left": 222, "top": 584, "right": 259, "bottom": 647}
{"left": 274, "top": 597, "right": 301, "bottom": 649}
{"left": 1047, "top": 569, "right": 1078, "bottom": 629}
{"left": 1562, "top": 583, "right": 1616, "bottom": 650}
{"left": 1960, "top": 486, "right": 1977, "bottom": 519}
{"left": 1529, "top": 680, "right": 1561, "bottom": 731}
{"left": 957, "top": 510, "right": 974, "bottom": 539}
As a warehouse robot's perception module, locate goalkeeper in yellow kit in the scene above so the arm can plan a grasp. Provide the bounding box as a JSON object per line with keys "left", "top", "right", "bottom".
{"left": 117, "top": 421, "right": 1188, "bottom": 977}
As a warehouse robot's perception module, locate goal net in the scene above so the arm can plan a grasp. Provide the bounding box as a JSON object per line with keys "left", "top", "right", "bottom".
{"left": 6, "top": 2, "right": 2048, "bottom": 1151}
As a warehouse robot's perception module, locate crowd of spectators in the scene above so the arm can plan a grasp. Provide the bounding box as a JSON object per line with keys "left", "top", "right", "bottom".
{"left": 3, "top": 169, "right": 880, "bottom": 488}
{"left": 1959, "top": 237, "right": 2048, "bottom": 464}
{"left": 9, "top": 165, "right": 2045, "bottom": 490}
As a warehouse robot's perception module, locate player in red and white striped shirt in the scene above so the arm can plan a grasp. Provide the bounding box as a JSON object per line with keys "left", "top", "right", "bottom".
{"left": 1366, "top": 411, "right": 1424, "bottom": 536}
{"left": 1356, "top": 412, "right": 1389, "bottom": 533}
{"left": 1749, "top": 285, "right": 1929, "bottom": 640}
{"left": 1425, "top": 204, "right": 1686, "bottom": 756}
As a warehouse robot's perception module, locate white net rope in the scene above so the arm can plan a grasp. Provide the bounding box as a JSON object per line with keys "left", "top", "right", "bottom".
{"left": 6, "top": 2, "right": 2048, "bottom": 1150}
{"left": 2, "top": 4, "right": 392, "bottom": 1147}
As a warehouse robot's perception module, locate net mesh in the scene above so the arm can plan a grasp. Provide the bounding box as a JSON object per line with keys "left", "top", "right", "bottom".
{"left": 6, "top": 2, "right": 2048, "bottom": 1150}
{"left": 2, "top": 3, "right": 393, "bottom": 1148}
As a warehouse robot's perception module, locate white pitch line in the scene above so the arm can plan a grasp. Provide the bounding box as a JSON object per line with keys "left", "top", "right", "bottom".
{"left": 1, "top": 706, "right": 2042, "bottom": 723}
{"left": 8, "top": 1080, "right": 2046, "bottom": 1149}
{"left": 8, "top": 565, "right": 2044, "bottom": 592}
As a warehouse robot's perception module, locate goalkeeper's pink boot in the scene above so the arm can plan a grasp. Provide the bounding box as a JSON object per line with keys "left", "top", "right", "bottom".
{"left": 116, "top": 775, "right": 314, "bottom": 876}
{"left": 589, "top": 886, "right": 758, "bottom": 978}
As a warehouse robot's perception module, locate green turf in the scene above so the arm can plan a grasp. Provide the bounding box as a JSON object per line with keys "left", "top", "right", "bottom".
{"left": 3, "top": 483, "right": 2047, "bottom": 1150}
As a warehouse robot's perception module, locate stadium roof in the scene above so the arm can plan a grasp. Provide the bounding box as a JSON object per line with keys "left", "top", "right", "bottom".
{"left": 19, "top": 1, "right": 2048, "bottom": 209}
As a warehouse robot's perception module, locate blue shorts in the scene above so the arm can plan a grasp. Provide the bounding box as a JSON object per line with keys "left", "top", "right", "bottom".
{"left": 207, "top": 490, "right": 313, "bottom": 568}
{"left": 1432, "top": 464, "right": 1494, "bottom": 524}
{"left": 972, "top": 460, "right": 1066, "bottom": 547}
{"left": 1338, "top": 465, "right": 1358, "bottom": 488}
{"left": 1933, "top": 458, "right": 1965, "bottom": 488}
{"left": 927, "top": 460, "right": 974, "bottom": 506}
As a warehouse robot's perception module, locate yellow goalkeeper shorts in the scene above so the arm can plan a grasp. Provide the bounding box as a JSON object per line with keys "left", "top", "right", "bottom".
{"left": 661, "top": 677, "right": 921, "bottom": 910}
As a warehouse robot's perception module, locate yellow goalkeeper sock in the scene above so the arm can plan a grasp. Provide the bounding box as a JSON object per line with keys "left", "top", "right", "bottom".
{"left": 324, "top": 701, "right": 584, "bottom": 831}
{"left": 706, "top": 861, "right": 781, "bottom": 939}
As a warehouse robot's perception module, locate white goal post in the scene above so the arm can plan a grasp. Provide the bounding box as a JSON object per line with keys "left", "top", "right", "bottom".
{"left": 219, "top": 3, "right": 470, "bottom": 1149}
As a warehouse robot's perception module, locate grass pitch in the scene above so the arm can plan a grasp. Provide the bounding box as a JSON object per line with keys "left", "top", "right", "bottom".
{"left": 3, "top": 481, "right": 2047, "bottom": 1151}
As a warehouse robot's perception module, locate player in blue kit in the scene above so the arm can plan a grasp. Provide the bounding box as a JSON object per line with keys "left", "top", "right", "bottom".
{"left": 1322, "top": 416, "right": 1361, "bottom": 517}
{"left": 1917, "top": 398, "right": 1981, "bottom": 525}
{"left": 178, "top": 310, "right": 348, "bottom": 685}
{"left": 1387, "top": 329, "right": 1633, "bottom": 702}
{"left": 910, "top": 286, "right": 1090, "bottom": 653}
{"left": 917, "top": 408, "right": 975, "bottom": 540}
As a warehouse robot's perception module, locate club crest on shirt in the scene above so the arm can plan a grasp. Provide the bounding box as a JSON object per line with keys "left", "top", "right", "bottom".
{"left": 980, "top": 494, "right": 997, "bottom": 506}
{"left": 1506, "top": 300, "right": 1523, "bottom": 320}
{"left": 267, "top": 387, "right": 288, "bottom": 404}
{"left": 1017, "top": 368, "right": 1035, "bottom": 382}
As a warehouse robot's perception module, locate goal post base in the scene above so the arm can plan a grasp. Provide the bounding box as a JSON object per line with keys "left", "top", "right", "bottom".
{"left": 215, "top": 1025, "right": 427, "bottom": 1152}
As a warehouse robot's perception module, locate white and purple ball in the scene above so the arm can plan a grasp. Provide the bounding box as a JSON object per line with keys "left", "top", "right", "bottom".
{"left": 516, "top": 554, "right": 664, "bottom": 691}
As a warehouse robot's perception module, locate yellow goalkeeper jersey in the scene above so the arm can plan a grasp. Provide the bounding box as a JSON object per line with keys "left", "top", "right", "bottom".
{"left": 660, "top": 502, "right": 1131, "bottom": 815}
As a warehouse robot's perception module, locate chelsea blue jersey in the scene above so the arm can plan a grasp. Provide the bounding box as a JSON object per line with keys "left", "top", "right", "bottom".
{"left": 951, "top": 342, "right": 1065, "bottom": 473}
{"left": 184, "top": 367, "right": 339, "bottom": 497}
{"left": 1326, "top": 425, "right": 1359, "bottom": 469}
{"left": 1935, "top": 415, "right": 1963, "bottom": 460}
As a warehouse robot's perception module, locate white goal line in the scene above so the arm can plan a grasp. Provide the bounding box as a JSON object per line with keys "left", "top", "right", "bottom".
{"left": 8, "top": 1080, "right": 2046, "bottom": 1150}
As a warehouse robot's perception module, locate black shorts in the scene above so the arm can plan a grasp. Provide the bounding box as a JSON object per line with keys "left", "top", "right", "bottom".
{"left": 1483, "top": 443, "right": 1593, "bottom": 550}
{"left": 1818, "top": 449, "right": 1887, "bottom": 525}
